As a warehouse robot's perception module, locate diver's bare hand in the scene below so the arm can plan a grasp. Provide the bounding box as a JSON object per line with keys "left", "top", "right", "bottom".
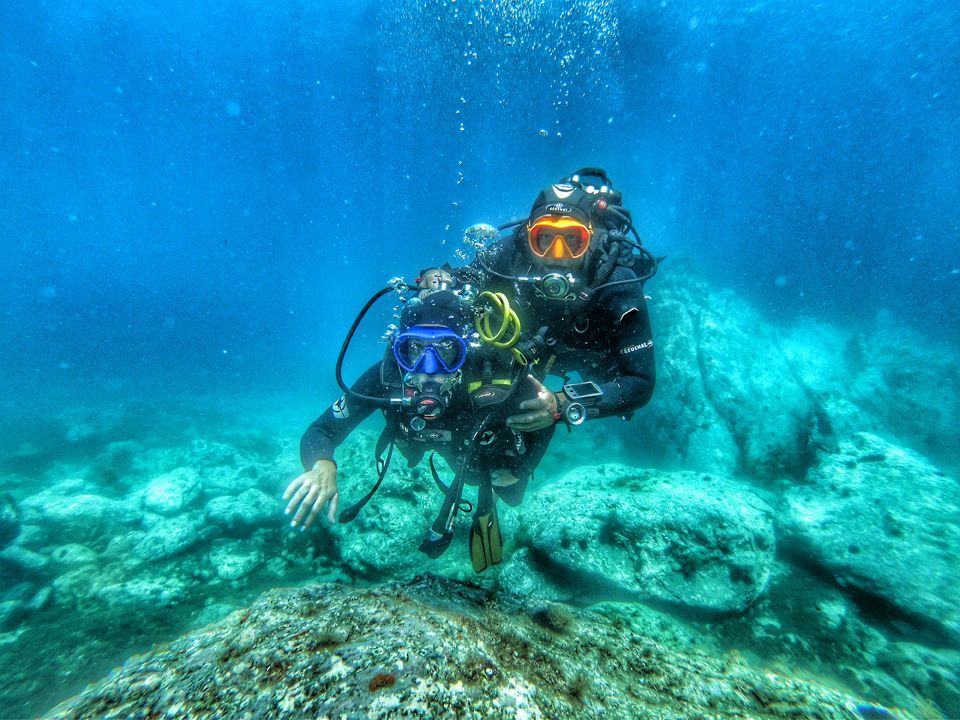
{"left": 283, "top": 459, "right": 339, "bottom": 529}
{"left": 506, "top": 375, "right": 558, "bottom": 432}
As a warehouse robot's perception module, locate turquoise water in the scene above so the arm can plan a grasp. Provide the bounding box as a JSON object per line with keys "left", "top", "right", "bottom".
{"left": 1, "top": 1, "right": 958, "bottom": 717}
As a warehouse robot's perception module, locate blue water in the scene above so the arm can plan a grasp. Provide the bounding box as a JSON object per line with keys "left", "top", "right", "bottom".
{"left": 2, "top": 1, "right": 959, "bottom": 716}
{"left": 2, "top": 0, "right": 957, "bottom": 402}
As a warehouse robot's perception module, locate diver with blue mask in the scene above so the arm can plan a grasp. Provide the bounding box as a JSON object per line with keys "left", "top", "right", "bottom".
{"left": 284, "top": 278, "right": 554, "bottom": 573}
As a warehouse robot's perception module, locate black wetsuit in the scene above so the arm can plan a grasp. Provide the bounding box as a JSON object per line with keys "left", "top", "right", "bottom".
{"left": 473, "top": 237, "right": 655, "bottom": 418}
{"left": 300, "top": 360, "right": 555, "bottom": 505}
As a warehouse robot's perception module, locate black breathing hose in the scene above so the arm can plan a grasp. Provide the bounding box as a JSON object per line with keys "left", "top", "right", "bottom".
{"left": 335, "top": 284, "right": 414, "bottom": 407}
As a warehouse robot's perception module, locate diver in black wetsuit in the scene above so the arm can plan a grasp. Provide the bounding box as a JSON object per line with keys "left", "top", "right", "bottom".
{"left": 466, "top": 168, "right": 656, "bottom": 432}
{"left": 284, "top": 283, "right": 554, "bottom": 572}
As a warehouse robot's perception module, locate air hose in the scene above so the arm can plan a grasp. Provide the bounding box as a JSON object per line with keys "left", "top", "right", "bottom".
{"left": 335, "top": 283, "right": 417, "bottom": 407}
{"left": 475, "top": 291, "right": 526, "bottom": 364}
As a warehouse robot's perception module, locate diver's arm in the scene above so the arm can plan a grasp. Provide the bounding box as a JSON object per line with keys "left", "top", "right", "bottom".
{"left": 287, "top": 362, "right": 385, "bottom": 529}
{"left": 299, "top": 362, "right": 384, "bottom": 469}
{"left": 592, "top": 281, "right": 655, "bottom": 417}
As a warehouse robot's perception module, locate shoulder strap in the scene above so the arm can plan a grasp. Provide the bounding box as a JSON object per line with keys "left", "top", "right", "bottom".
{"left": 337, "top": 426, "right": 396, "bottom": 524}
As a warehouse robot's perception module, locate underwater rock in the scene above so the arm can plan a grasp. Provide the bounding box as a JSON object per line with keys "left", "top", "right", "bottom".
{"left": 643, "top": 271, "right": 814, "bottom": 480}
{"left": 779, "top": 319, "right": 878, "bottom": 445}
{"left": 850, "top": 316, "right": 960, "bottom": 468}
{"left": 337, "top": 479, "right": 438, "bottom": 578}
{"left": 496, "top": 547, "right": 565, "bottom": 603}
{"left": 26, "top": 585, "right": 53, "bottom": 612}
{"left": 12, "top": 523, "right": 49, "bottom": 550}
{"left": 207, "top": 538, "right": 264, "bottom": 581}
{"left": 780, "top": 433, "right": 960, "bottom": 644}
{"left": 876, "top": 641, "right": 960, "bottom": 718}
{"left": 696, "top": 290, "right": 814, "bottom": 480}
{"left": 204, "top": 488, "right": 278, "bottom": 534}
{"left": 95, "top": 575, "right": 189, "bottom": 611}
{"left": 0, "top": 599, "right": 28, "bottom": 631}
{"left": 133, "top": 512, "right": 206, "bottom": 561}
{"left": 19, "top": 491, "right": 139, "bottom": 545}
{"left": 643, "top": 275, "right": 739, "bottom": 475}
{"left": 50, "top": 565, "right": 99, "bottom": 606}
{"left": 0, "top": 493, "right": 20, "bottom": 549}
{"left": 49, "top": 543, "right": 99, "bottom": 570}
{"left": 513, "top": 464, "right": 776, "bottom": 613}
{"left": 44, "top": 575, "right": 886, "bottom": 720}
{"left": 141, "top": 467, "right": 202, "bottom": 516}
{"left": 0, "top": 545, "right": 51, "bottom": 578}
{"left": 1, "top": 581, "right": 36, "bottom": 604}
{"left": 199, "top": 463, "right": 262, "bottom": 498}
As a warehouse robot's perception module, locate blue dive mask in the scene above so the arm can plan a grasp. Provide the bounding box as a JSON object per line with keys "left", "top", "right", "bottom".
{"left": 393, "top": 324, "right": 468, "bottom": 375}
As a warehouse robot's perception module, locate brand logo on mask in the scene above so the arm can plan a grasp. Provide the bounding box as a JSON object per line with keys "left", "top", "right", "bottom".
{"left": 545, "top": 202, "right": 572, "bottom": 214}
{"left": 551, "top": 183, "right": 576, "bottom": 199}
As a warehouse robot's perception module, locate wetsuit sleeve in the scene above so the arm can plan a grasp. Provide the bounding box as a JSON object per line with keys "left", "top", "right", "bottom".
{"left": 299, "top": 362, "right": 385, "bottom": 469}
{"left": 515, "top": 424, "right": 555, "bottom": 479}
{"left": 592, "top": 269, "right": 656, "bottom": 417}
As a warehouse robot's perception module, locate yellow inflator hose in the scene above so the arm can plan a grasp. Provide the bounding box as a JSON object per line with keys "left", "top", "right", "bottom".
{"left": 475, "top": 291, "right": 527, "bottom": 365}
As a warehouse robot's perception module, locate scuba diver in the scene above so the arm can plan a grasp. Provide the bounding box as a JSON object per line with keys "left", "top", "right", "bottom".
{"left": 283, "top": 270, "right": 554, "bottom": 573}
{"left": 465, "top": 167, "right": 657, "bottom": 431}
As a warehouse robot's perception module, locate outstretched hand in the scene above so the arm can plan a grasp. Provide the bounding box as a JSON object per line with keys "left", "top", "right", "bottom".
{"left": 283, "top": 459, "right": 339, "bottom": 530}
{"left": 506, "top": 374, "right": 558, "bottom": 432}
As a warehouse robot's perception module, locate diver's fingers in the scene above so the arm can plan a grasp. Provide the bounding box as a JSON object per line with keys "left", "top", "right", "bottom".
{"left": 518, "top": 396, "right": 549, "bottom": 411}
{"left": 292, "top": 485, "right": 321, "bottom": 527}
{"left": 511, "top": 411, "right": 557, "bottom": 431}
{"left": 283, "top": 474, "right": 308, "bottom": 501}
{"left": 303, "top": 488, "right": 334, "bottom": 529}
{"left": 519, "top": 375, "right": 554, "bottom": 410}
{"left": 284, "top": 481, "right": 311, "bottom": 515}
{"left": 508, "top": 410, "right": 544, "bottom": 426}
{"left": 327, "top": 492, "right": 340, "bottom": 524}
{"left": 526, "top": 374, "right": 548, "bottom": 392}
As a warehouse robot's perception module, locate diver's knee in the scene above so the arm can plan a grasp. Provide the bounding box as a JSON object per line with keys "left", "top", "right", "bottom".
{"left": 490, "top": 468, "right": 520, "bottom": 487}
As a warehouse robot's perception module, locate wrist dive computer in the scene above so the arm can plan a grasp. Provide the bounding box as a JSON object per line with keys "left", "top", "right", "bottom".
{"left": 559, "top": 381, "right": 604, "bottom": 426}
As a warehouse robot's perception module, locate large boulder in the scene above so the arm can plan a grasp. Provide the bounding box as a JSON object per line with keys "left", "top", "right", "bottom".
{"left": 204, "top": 489, "right": 278, "bottom": 533}
{"left": 44, "top": 576, "right": 877, "bottom": 720}
{"left": 95, "top": 575, "right": 189, "bottom": 611}
{"left": 133, "top": 512, "right": 207, "bottom": 562}
{"left": 696, "top": 290, "right": 815, "bottom": 480}
{"left": 511, "top": 464, "right": 776, "bottom": 613}
{"left": 641, "top": 276, "right": 739, "bottom": 475}
{"left": 849, "top": 315, "right": 960, "bottom": 468}
{"left": 643, "top": 270, "right": 815, "bottom": 480}
{"left": 19, "top": 491, "right": 139, "bottom": 546}
{"left": 141, "top": 467, "right": 201, "bottom": 516}
{"left": 780, "top": 433, "right": 960, "bottom": 644}
{"left": 206, "top": 539, "right": 264, "bottom": 582}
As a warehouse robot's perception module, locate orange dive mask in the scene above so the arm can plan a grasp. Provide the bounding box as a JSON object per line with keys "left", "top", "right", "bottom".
{"left": 528, "top": 218, "right": 592, "bottom": 260}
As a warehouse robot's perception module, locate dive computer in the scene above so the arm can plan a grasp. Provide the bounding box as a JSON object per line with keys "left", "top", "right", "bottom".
{"left": 559, "top": 381, "right": 603, "bottom": 425}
